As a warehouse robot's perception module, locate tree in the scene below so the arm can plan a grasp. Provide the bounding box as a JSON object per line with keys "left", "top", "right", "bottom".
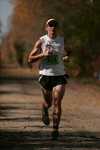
{"left": 9, "top": 0, "right": 44, "bottom": 66}
{"left": 1, "top": 0, "right": 100, "bottom": 76}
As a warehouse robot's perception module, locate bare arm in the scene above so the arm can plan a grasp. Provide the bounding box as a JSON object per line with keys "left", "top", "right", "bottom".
{"left": 28, "top": 39, "right": 44, "bottom": 63}
{"left": 28, "top": 39, "right": 52, "bottom": 64}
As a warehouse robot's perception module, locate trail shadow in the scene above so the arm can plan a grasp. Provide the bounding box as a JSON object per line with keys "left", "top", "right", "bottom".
{"left": 0, "top": 78, "right": 40, "bottom": 96}
{"left": 0, "top": 103, "right": 41, "bottom": 117}
{"left": 0, "top": 90, "right": 40, "bottom": 96}
{"left": 0, "top": 130, "right": 100, "bottom": 149}
{"left": 0, "top": 77, "right": 38, "bottom": 86}
{"left": 0, "top": 78, "right": 100, "bottom": 149}
{"left": 0, "top": 77, "right": 38, "bottom": 82}
{"left": 0, "top": 104, "right": 100, "bottom": 149}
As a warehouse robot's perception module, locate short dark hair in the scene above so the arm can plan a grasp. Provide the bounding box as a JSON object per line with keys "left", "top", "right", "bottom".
{"left": 46, "top": 18, "right": 59, "bottom": 27}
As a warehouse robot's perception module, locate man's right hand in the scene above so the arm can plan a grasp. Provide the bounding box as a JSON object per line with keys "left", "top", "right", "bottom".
{"left": 43, "top": 48, "right": 53, "bottom": 57}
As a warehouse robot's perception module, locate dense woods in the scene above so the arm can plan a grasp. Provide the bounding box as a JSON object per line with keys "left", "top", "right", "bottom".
{"left": 0, "top": 0, "right": 100, "bottom": 77}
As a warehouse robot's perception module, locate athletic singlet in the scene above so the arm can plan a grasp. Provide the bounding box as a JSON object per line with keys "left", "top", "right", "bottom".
{"left": 39, "top": 34, "right": 66, "bottom": 76}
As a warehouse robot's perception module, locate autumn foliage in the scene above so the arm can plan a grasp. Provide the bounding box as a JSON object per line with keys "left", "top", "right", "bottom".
{"left": 0, "top": 0, "right": 100, "bottom": 77}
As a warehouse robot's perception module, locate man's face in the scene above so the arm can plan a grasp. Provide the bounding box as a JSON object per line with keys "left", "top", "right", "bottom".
{"left": 46, "top": 26, "right": 57, "bottom": 35}
{"left": 46, "top": 20, "right": 58, "bottom": 36}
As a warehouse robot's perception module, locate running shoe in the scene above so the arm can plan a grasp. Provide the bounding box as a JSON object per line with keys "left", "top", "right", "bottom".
{"left": 52, "top": 129, "right": 59, "bottom": 140}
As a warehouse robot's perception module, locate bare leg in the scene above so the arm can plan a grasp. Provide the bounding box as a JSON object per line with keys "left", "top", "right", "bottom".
{"left": 41, "top": 87, "right": 52, "bottom": 125}
{"left": 41, "top": 87, "right": 52, "bottom": 108}
{"left": 52, "top": 84, "right": 66, "bottom": 130}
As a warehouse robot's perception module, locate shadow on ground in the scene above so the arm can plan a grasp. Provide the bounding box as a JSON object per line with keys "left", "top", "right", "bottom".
{"left": 0, "top": 103, "right": 100, "bottom": 149}
{"left": 0, "top": 78, "right": 100, "bottom": 149}
{"left": 0, "top": 78, "right": 40, "bottom": 96}
{"left": 0, "top": 130, "right": 100, "bottom": 149}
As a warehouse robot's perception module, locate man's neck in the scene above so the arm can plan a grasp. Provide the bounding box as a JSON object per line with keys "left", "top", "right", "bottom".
{"left": 47, "top": 33, "right": 57, "bottom": 39}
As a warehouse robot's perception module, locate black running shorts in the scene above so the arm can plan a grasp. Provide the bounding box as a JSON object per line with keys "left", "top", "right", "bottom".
{"left": 38, "top": 75, "right": 67, "bottom": 91}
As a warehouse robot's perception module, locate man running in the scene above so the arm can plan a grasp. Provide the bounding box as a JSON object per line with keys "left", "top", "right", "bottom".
{"left": 28, "top": 18, "right": 68, "bottom": 139}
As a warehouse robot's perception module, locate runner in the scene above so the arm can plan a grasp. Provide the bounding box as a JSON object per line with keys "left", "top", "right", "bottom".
{"left": 28, "top": 18, "right": 69, "bottom": 140}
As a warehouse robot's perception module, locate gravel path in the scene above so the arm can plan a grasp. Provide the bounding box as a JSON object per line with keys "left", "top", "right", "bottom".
{"left": 0, "top": 78, "right": 100, "bottom": 150}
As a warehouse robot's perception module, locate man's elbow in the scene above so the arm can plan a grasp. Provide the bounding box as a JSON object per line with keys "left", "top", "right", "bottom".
{"left": 28, "top": 56, "right": 32, "bottom": 63}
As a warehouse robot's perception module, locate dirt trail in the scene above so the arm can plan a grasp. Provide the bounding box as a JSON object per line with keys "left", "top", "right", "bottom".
{"left": 0, "top": 78, "right": 100, "bottom": 150}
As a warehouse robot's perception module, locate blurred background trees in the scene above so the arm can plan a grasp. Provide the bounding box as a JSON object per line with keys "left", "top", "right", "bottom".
{"left": 0, "top": 0, "right": 100, "bottom": 78}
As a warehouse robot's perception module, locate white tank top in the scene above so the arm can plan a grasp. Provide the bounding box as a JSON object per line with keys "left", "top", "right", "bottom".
{"left": 39, "top": 34, "right": 66, "bottom": 76}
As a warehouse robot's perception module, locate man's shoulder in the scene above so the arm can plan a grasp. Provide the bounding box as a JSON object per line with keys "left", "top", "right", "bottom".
{"left": 40, "top": 34, "right": 47, "bottom": 40}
